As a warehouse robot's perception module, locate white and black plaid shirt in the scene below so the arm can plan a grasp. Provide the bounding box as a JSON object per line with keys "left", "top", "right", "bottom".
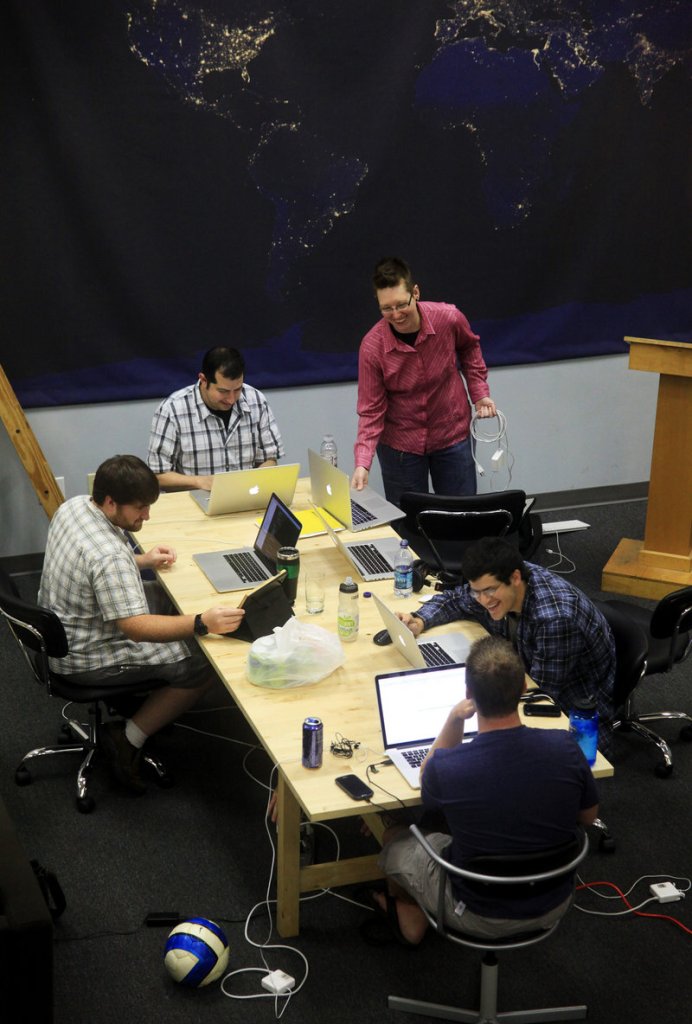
{"left": 147, "top": 381, "right": 284, "bottom": 477}
{"left": 38, "top": 497, "right": 190, "bottom": 673}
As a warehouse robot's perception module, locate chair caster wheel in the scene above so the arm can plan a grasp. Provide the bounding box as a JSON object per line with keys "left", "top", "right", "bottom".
{"left": 154, "top": 772, "right": 174, "bottom": 789}
{"left": 15, "top": 765, "right": 32, "bottom": 786}
{"left": 680, "top": 725, "right": 692, "bottom": 742}
{"left": 76, "top": 796, "right": 95, "bottom": 814}
{"left": 599, "top": 835, "right": 616, "bottom": 853}
{"left": 655, "top": 762, "right": 673, "bottom": 778}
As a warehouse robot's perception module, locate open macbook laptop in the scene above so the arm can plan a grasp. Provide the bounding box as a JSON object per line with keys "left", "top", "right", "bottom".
{"left": 190, "top": 464, "right": 300, "bottom": 516}
{"left": 308, "top": 449, "right": 404, "bottom": 533}
{"left": 373, "top": 593, "right": 471, "bottom": 669}
{"left": 375, "top": 664, "right": 478, "bottom": 788}
{"left": 193, "top": 492, "right": 301, "bottom": 592}
{"left": 312, "top": 504, "right": 402, "bottom": 581}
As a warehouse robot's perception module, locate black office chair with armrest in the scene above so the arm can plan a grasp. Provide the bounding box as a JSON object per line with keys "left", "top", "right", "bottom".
{"left": 0, "top": 572, "right": 171, "bottom": 813}
{"left": 397, "top": 489, "right": 542, "bottom": 581}
{"left": 598, "top": 587, "right": 692, "bottom": 778}
{"left": 388, "top": 824, "right": 589, "bottom": 1023}
{"left": 416, "top": 508, "right": 513, "bottom": 578}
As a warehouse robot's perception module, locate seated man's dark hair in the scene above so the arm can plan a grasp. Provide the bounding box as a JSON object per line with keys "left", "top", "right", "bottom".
{"left": 461, "top": 537, "right": 529, "bottom": 585}
{"left": 92, "top": 455, "right": 160, "bottom": 507}
{"left": 372, "top": 256, "right": 415, "bottom": 295}
{"left": 201, "top": 346, "right": 245, "bottom": 382}
{"left": 465, "top": 636, "right": 525, "bottom": 718}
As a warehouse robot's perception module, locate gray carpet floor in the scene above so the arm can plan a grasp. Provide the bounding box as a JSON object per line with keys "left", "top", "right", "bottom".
{"left": 1, "top": 497, "right": 691, "bottom": 1024}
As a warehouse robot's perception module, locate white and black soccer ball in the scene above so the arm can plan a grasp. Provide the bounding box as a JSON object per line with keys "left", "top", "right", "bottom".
{"left": 163, "top": 917, "right": 229, "bottom": 987}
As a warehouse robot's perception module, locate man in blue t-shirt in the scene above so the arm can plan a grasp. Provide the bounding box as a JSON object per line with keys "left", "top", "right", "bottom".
{"left": 374, "top": 636, "right": 598, "bottom": 945}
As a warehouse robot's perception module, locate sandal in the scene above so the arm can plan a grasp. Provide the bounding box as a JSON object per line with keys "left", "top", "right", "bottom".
{"left": 358, "top": 890, "right": 419, "bottom": 948}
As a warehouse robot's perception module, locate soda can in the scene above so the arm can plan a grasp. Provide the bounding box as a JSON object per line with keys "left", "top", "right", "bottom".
{"left": 302, "top": 717, "right": 323, "bottom": 769}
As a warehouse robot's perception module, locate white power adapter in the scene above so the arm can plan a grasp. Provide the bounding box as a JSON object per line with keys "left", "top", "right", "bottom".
{"left": 261, "top": 969, "right": 296, "bottom": 994}
{"left": 490, "top": 449, "right": 506, "bottom": 471}
{"left": 649, "top": 881, "right": 683, "bottom": 903}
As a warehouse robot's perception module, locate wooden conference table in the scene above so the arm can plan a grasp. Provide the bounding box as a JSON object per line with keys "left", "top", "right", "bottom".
{"left": 137, "top": 480, "right": 613, "bottom": 937}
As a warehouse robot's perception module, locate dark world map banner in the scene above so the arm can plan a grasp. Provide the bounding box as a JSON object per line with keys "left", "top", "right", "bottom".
{"left": 2, "top": 0, "right": 691, "bottom": 407}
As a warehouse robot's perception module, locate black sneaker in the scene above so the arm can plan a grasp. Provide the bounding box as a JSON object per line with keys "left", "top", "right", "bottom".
{"left": 101, "top": 721, "right": 147, "bottom": 795}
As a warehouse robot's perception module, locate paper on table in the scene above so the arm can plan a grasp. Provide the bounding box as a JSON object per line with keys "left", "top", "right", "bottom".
{"left": 254, "top": 507, "right": 344, "bottom": 538}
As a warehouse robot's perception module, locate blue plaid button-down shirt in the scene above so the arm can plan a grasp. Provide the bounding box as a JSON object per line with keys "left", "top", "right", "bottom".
{"left": 415, "top": 562, "right": 616, "bottom": 754}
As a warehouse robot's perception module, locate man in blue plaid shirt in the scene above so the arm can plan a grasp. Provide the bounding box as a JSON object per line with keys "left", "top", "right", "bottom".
{"left": 148, "top": 346, "right": 284, "bottom": 491}
{"left": 399, "top": 537, "right": 615, "bottom": 754}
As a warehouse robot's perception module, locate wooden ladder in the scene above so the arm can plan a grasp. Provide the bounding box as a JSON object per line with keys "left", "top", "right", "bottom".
{"left": 0, "top": 365, "right": 64, "bottom": 519}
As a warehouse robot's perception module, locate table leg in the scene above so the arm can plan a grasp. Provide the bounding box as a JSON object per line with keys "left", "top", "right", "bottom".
{"left": 276, "top": 773, "right": 301, "bottom": 937}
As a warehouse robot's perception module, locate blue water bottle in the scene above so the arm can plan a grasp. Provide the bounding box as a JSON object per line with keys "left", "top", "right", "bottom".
{"left": 569, "top": 697, "right": 598, "bottom": 766}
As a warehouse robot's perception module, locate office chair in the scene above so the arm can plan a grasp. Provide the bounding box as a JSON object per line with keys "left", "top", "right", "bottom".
{"left": 0, "top": 569, "right": 171, "bottom": 813}
{"left": 397, "top": 490, "right": 542, "bottom": 582}
{"left": 416, "top": 508, "right": 513, "bottom": 578}
{"left": 388, "top": 824, "right": 589, "bottom": 1023}
{"left": 598, "top": 588, "right": 692, "bottom": 777}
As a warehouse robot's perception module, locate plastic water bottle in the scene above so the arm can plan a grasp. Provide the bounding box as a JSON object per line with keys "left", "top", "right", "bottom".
{"left": 320, "top": 434, "right": 338, "bottom": 467}
{"left": 569, "top": 697, "right": 598, "bottom": 766}
{"left": 337, "top": 577, "right": 359, "bottom": 642}
{"left": 394, "top": 539, "right": 414, "bottom": 598}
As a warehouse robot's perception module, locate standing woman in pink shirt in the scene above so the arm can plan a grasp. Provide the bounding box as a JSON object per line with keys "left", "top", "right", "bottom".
{"left": 352, "top": 257, "right": 496, "bottom": 506}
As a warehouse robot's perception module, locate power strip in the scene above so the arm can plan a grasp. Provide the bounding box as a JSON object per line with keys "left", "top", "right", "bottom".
{"left": 542, "top": 519, "right": 590, "bottom": 534}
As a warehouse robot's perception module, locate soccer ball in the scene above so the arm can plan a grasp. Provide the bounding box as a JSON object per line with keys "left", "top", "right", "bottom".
{"left": 163, "top": 918, "right": 229, "bottom": 987}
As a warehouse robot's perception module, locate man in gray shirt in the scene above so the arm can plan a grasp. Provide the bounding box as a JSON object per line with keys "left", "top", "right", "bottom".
{"left": 39, "top": 455, "right": 244, "bottom": 792}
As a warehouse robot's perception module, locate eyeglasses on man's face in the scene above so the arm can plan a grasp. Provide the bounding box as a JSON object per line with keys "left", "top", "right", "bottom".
{"left": 469, "top": 584, "right": 501, "bottom": 602}
{"left": 379, "top": 293, "right": 413, "bottom": 316}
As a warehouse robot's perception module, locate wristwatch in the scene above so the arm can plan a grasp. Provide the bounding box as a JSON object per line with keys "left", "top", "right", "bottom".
{"left": 193, "top": 613, "right": 208, "bottom": 636}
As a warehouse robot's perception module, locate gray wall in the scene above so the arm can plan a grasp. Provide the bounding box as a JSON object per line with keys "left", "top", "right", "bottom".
{"left": 1, "top": 353, "right": 657, "bottom": 558}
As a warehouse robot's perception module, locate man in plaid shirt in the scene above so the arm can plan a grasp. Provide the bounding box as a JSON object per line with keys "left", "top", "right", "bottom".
{"left": 38, "top": 455, "right": 245, "bottom": 793}
{"left": 148, "top": 346, "right": 284, "bottom": 491}
{"left": 398, "top": 537, "right": 616, "bottom": 754}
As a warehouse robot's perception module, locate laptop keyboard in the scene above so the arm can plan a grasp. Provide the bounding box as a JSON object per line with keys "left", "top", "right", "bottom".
{"left": 350, "top": 543, "right": 393, "bottom": 575}
{"left": 420, "top": 642, "right": 456, "bottom": 667}
{"left": 350, "top": 499, "right": 376, "bottom": 525}
{"left": 401, "top": 745, "right": 430, "bottom": 768}
{"left": 223, "top": 552, "right": 268, "bottom": 584}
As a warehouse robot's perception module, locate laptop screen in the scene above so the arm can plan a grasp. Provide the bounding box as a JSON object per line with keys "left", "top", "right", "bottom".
{"left": 376, "top": 664, "right": 477, "bottom": 748}
{"left": 254, "top": 492, "right": 302, "bottom": 565}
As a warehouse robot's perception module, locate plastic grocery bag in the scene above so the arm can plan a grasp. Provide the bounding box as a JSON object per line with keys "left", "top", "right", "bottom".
{"left": 246, "top": 616, "right": 345, "bottom": 688}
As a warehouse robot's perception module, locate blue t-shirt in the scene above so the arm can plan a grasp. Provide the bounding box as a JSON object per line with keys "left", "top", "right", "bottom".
{"left": 422, "top": 726, "right": 598, "bottom": 918}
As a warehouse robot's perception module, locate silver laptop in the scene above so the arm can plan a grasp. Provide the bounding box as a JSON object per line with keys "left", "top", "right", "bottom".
{"left": 375, "top": 664, "right": 478, "bottom": 788}
{"left": 308, "top": 449, "right": 405, "bottom": 533}
{"left": 312, "top": 505, "right": 402, "bottom": 581}
{"left": 193, "top": 492, "right": 301, "bottom": 592}
{"left": 190, "top": 464, "right": 300, "bottom": 516}
{"left": 373, "top": 593, "right": 471, "bottom": 669}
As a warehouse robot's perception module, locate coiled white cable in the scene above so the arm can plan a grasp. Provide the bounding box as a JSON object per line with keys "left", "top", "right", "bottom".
{"left": 470, "top": 408, "right": 512, "bottom": 483}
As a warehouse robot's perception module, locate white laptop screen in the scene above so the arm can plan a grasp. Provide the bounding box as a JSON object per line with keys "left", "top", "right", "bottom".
{"left": 376, "top": 665, "right": 476, "bottom": 749}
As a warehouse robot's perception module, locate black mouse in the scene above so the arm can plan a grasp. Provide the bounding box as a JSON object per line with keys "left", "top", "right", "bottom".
{"left": 373, "top": 629, "right": 393, "bottom": 646}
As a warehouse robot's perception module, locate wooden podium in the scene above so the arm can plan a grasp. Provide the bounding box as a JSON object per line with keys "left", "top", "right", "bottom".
{"left": 602, "top": 337, "right": 692, "bottom": 600}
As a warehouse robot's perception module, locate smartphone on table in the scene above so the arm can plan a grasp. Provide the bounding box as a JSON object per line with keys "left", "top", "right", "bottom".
{"left": 335, "top": 774, "right": 374, "bottom": 800}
